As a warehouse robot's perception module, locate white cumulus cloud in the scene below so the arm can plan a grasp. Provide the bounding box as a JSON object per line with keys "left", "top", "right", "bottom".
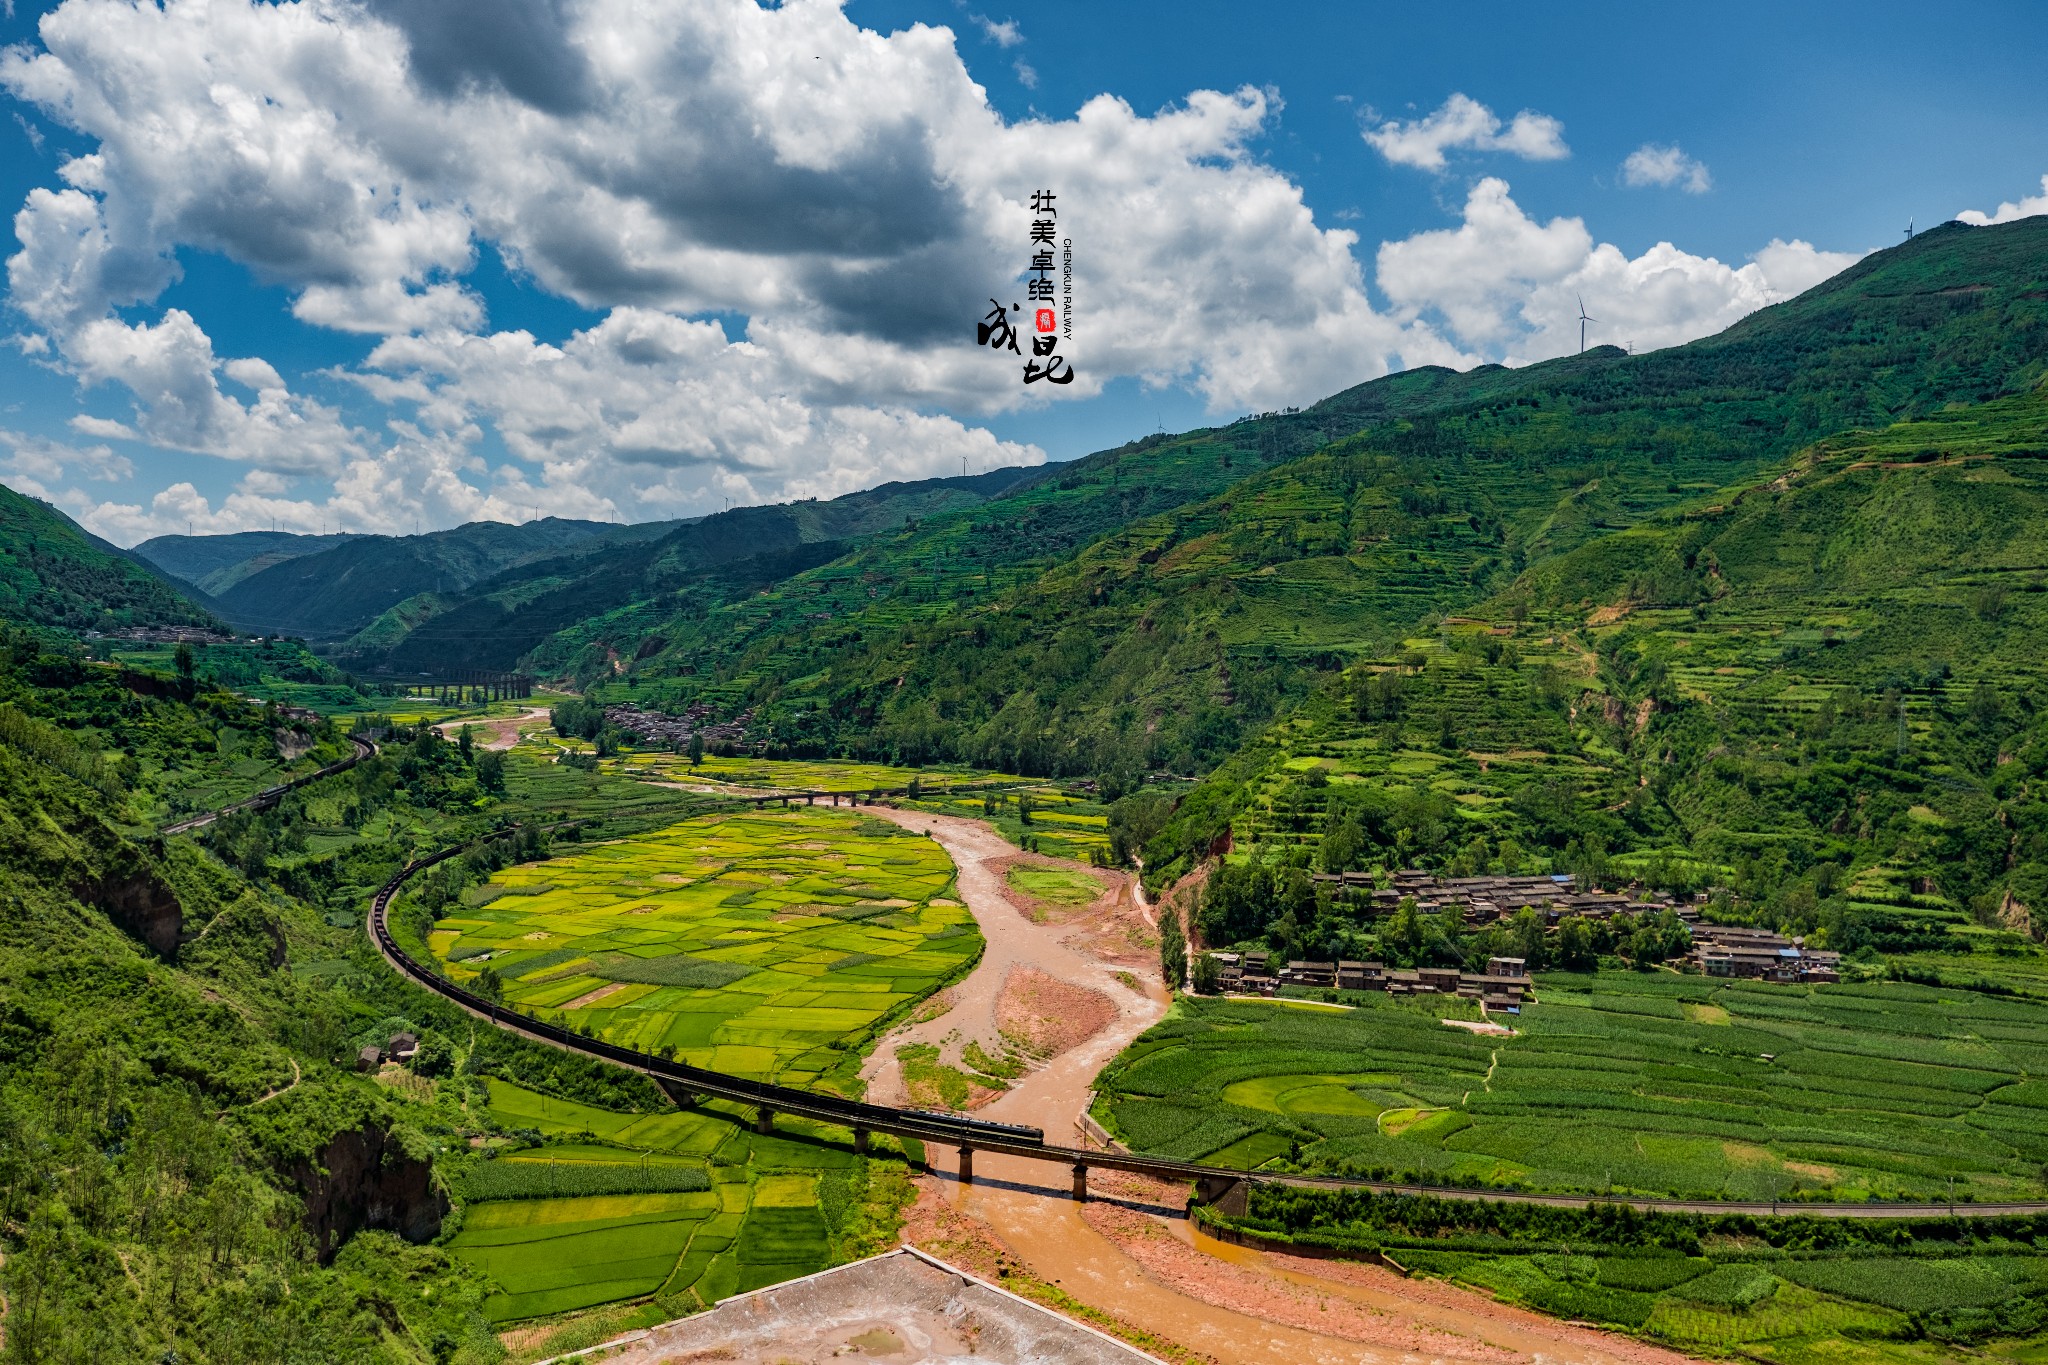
{"left": 64, "top": 309, "right": 364, "bottom": 474}
{"left": 1959, "top": 175, "right": 2048, "bottom": 225}
{"left": 0, "top": 1, "right": 1868, "bottom": 538}
{"left": 1376, "top": 178, "right": 1862, "bottom": 362}
{"left": 972, "top": 15, "right": 1022, "bottom": 47}
{"left": 1363, "top": 93, "right": 1568, "bottom": 172}
{"left": 1622, "top": 143, "right": 1712, "bottom": 194}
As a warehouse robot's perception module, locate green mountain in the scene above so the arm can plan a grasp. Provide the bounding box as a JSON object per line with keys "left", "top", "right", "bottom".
{"left": 581, "top": 217, "right": 2048, "bottom": 780}
{"left": 1144, "top": 386, "right": 2048, "bottom": 939}
{"left": 211, "top": 516, "right": 641, "bottom": 640}
{"left": 0, "top": 482, "right": 218, "bottom": 631}
{"left": 133, "top": 529, "right": 366, "bottom": 595}
{"left": 336, "top": 464, "right": 1059, "bottom": 677}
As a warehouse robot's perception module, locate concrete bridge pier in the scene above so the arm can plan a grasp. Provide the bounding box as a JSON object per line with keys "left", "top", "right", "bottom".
{"left": 853, "top": 1127, "right": 869, "bottom": 1155}
{"left": 1191, "top": 1173, "right": 1248, "bottom": 1218}
{"left": 1072, "top": 1162, "right": 1088, "bottom": 1202}
{"left": 957, "top": 1145, "right": 974, "bottom": 1185}
{"left": 755, "top": 1106, "right": 775, "bottom": 1134}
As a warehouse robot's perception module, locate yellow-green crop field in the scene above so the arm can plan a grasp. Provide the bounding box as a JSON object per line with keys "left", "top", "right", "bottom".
{"left": 905, "top": 784, "right": 1113, "bottom": 861}
{"left": 432, "top": 808, "right": 978, "bottom": 1089}
{"left": 609, "top": 751, "right": 1021, "bottom": 793}
{"left": 449, "top": 1080, "right": 868, "bottom": 1322}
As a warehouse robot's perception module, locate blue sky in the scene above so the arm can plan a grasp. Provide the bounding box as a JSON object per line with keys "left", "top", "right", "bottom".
{"left": 2, "top": 0, "right": 2045, "bottom": 543}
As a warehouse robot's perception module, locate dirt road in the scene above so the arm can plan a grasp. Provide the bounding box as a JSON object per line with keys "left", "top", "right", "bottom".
{"left": 876, "top": 809, "right": 1698, "bottom": 1365}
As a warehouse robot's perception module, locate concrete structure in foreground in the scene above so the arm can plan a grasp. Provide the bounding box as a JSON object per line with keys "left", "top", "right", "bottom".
{"left": 537, "top": 1246, "right": 1159, "bottom": 1365}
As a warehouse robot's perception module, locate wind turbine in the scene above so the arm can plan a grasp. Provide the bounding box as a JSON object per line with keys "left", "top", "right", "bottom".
{"left": 1904, "top": 217, "right": 1915, "bottom": 241}
{"left": 1576, "top": 295, "right": 1596, "bottom": 355}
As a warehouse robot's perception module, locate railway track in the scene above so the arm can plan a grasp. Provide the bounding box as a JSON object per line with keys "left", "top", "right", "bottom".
{"left": 363, "top": 824, "right": 2048, "bottom": 1221}
{"left": 164, "top": 731, "right": 376, "bottom": 835}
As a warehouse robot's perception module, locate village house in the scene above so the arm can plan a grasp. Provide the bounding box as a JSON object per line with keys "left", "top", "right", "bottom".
{"left": 1687, "top": 925, "right": 1840, "bottom": 983}
{"left": 1256, "top": 954, "right": 1531, "bottom": 1008}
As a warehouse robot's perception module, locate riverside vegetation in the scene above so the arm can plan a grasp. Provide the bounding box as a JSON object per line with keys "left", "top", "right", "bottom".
{"left": 4, "top": 216, "right": 2048, "bottom": 1361}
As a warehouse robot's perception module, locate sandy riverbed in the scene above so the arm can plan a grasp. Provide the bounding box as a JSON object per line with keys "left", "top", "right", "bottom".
{"left": 865, "top": 808, "right": 1700, "bottom": 1365}
{"left": 434, "top": 704, "right": 553, "bottom": 751}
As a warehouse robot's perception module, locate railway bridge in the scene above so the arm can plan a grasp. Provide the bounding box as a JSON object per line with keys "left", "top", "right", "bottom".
{"left": 363, "top": 830, "right": 2048, "bottom": 1222}
{"left": 163, "top": 731, "right": 2048, "bottom": 1224}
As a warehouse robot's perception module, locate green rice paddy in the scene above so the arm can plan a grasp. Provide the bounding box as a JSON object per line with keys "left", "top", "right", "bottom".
{"left": 1099, "top": 974, "right": 2048, "bottom": 1201}
{"left": 1005, "top": 865, "right": 1102, "bottom": 907}
{"left": 431, "top": 808, "right": 980, "bottom": 1089}
{"left": 448, "top": 1080, "right": 872, "bottom": 1323}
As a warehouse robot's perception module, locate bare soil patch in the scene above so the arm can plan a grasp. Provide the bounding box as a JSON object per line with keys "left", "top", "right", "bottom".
{"left": 435, "top": 705, "right": 551, "bottom": 752}
{"left": 1081, "top": 1200, "right": 1515, "bottom": 1362}
{"left": 996, "top": 967, "right": 1118, "bottom": 1059}
{"left": 563, "top": 981, "right": 631, "bottom": 1010}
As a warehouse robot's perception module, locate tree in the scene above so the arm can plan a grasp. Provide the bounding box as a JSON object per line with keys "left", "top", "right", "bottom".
{"left": 1160, "top": 903, "right": 1187, "bottom": 989}
{"left": 1383, "top": 896, "right": 1428, "bottom": 966}
{"left": 173, "top": 642, "right": 196, "bottom": 682}
{"left": 476, "top": 749, "right": 506, "bottom": 794}
{"left": 457, "top": 724, "right": 475, "bottom": 758}
{"left": 1320, "top": 816, "right": 1366, "bottom": 874}
{"left": 1555, "top": 915, "right": 1597, "bottom": 971}
{"left": 689, "top": 731, "right": 704, "bottom": 766}
{"left": 411, "top": 1032, "right": 454, "bottom": 1076}
{"left": 1192, "top": 952, "right": 1221, "bottom": 994}
{"left": 1108, "top": 792, "right": 1173, "bottom": 866}
{"left": 473, "top": 966, "right": 506, "bottom": 1004}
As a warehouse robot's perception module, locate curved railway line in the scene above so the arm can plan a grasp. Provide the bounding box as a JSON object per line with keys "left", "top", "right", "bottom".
{"left": 361, "top": 809, "right": 2048, "bottom": 1222}
{"left": 163, "top": 731, "right": 377, "bottom": 835}
{"left": 158, "top": 729, "right": 2048, "bottom": 1222}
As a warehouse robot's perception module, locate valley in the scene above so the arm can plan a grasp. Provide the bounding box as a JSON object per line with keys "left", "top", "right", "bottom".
{"left": 6, "top": 217, "right": 2048, "bottom": 1364}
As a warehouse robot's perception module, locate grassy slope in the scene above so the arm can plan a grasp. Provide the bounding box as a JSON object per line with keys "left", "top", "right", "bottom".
{"left": 584, "top": 218, "right": 2048, "bottom": 781}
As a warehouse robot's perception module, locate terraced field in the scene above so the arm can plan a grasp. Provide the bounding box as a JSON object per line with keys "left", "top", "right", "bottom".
{"left": 430, "top": 808, "right": 979, "bottom": 1090}
{"left": 448, "top": 1080, "right": 873, "bottom": 1322}
{"left": 1097, "top": 974, "right": 2048, "bottom": 1202}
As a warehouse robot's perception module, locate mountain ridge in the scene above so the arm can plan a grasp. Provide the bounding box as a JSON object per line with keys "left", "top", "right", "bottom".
{"left": 570, "top": 216, "right": 2048, "bottom": 778}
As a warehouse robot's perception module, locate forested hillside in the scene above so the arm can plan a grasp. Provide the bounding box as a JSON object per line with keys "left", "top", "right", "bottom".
{"left": 210, "top": 517, "right": 641, "bottom": 640}
{"left": 583, "top": 217, "right": 2048, "bottom": 781}
{"left": 1142, "top": 385, "right": 2048, "bottom": 964}
{"left": 0, "top": 621, "right": 742, "bottom": 1360}
{"left": 134, "top": 529, "right": 367, "bottom": 596}
{"left": 0, "top": 484, "right": 218, "bottom": 631}
{"left": 348, "top": 464, "right": 1054, "bottom": 678}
